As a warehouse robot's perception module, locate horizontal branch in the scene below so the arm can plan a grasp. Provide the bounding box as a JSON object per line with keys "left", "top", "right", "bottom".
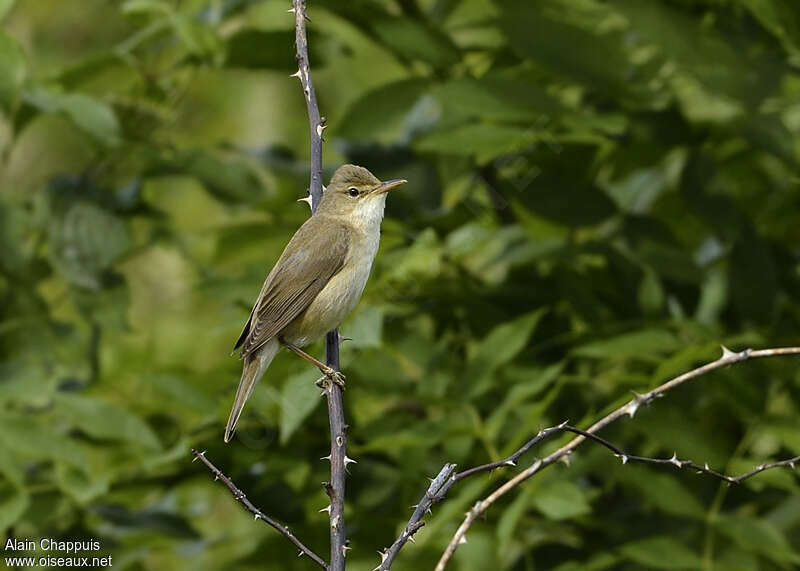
{"left": 191, "top": 449, "right": 328, "bottom": 570}
{"left": 430, "top": 345, "right": 800, "bottom": 570}
{"left": 564, "top": 425, "right": 799, "bottom": 483}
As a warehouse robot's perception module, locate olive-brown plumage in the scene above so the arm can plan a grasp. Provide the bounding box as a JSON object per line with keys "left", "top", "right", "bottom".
{"left": 225, "top": 165, "right": 406, "bottom": 442}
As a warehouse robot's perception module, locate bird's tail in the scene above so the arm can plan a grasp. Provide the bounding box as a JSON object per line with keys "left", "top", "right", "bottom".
{"left": 224, "top": 338, "right": 280, "bottom": 443}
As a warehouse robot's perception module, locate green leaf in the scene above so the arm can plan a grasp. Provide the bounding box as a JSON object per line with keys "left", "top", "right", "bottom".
{"left": 613, "top": 0, "right": 779, "bottom": 106}
{"left": 280, "top": 368, "right": 323, "bottom": 444}
{"left": 717, "top": 515, "right": 797, "bottom": 563}
{"left": 372, "top": 16, "right": 460, "bottom": 68}
{"left": 55, "top": 461, "right": 110, "bottom": 504}
{"left": 466, "top": 308, "right": 547, "bottom": 398}
{"left": 0, "top": 0, "right": 14, "bottom": 20}
{"left": 638, "top": 267, "right": 664, "bottom": 315}
{"left": 619, "top": 470, "right": 705, "bottom": 519}
{"left": 0, "top": 413, "right": 86, "bottom": 467}
{"left": 0, "top": 30, "right": 25, "bottom": 112}
{"left": 143, "top": 374, "right": 216, "bottom": 413}
{"left": 739, "top": 0, "right": 800, "bottom": 58}
{"left": 532, "top": 479, "right": 591, "bottom": 520}
{"left": 342, "top": 305, "right": 383, "bottom": 349}
{"left": 54, "top": 393, "right": 162, "bottom": 451}
{"left": 499, "top": 0, "right": 649, "bottom": 99}
{"left": 226, "top": 29, "right": 324, "bottom": 71}
{"left": 414, "top": 123, "right": 538, "bottom": 163}
{"left": 619, "top": 536, "right": 702, "bottom": 569}
{"left": 25, "top": 86, "right": 120, "bottom": 144}
{"left": 386, "top": 227, "right": 442, "bottom": 280}
{"left": 497, "top": 488, "right": 532, "bottom": 551}
{"left": 573, "top": 329, "right": 680, "bottom": 360}
{"left": 48, "top": 201, "right": 130, "bottom": 290}
{"left": 338, "top": 77, "right": 431, "bottom": 141}
{"left": 0, "top": 438, "right": 24, "bottom": 487}
{"left": 0, "top": 484, "right": 29, "bottom": 530}
{"left": 432, "top": 75, "right": 558, "bottom": 122}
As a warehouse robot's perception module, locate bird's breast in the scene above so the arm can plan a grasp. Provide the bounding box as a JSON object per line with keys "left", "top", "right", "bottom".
{"left": 281, "top": 227, "right": 380, "bottom": 346}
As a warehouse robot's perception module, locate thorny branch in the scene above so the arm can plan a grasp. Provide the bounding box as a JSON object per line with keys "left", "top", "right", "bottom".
{"left": 432, "top": 346, "right": 800, "bottom": 570}
{"left": 292, "top": 2, "right": 348, "bottom": 569}
{"left": 191, "top": 449, "right": 328, "bottom": 570}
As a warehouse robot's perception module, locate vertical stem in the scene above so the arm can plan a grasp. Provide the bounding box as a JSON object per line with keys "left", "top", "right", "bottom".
{"left": 292, "top": 2, "right": 346, "bottom": 569}
{"left": 326, "top": 329, "right": 347, "bottom": 571}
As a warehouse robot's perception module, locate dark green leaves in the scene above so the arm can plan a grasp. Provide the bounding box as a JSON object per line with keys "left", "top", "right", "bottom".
{"left": 48, "top": 201, "right": 129, "bottom": 290}
{"left": 24, "top": 86, "right": 120, "bottom": 144}
{"left": 226, "top": 29, "right": 325, "bottom": 71}
{"left": 372, "top": 16, "right": 460, "bottom": 68}
{"left": 498, "top": 0, "right": 650, "bottom": 100}
{"left": 338, "top": 77, "right": 431, "bottom": 141}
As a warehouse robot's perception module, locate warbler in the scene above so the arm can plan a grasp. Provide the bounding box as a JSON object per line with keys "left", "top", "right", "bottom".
{"left": 225, "top": 164, "right": 406, "bottom": 442}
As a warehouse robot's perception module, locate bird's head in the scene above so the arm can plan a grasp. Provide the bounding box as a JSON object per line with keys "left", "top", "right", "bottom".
{"left": 317, "top": 164, "right": 406, "bottom": 224}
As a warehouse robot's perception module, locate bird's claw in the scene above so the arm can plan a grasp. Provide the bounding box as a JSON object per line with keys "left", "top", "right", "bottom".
{"left": 315, "top": 368, "right": 346, "bottom": 390}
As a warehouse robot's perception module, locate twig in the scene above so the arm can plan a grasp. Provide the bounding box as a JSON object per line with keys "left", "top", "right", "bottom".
{"left": 561, "top": 425, "right": 800, "bottom": 483}
{"left": 292, "top": 2, "right": 347, "bottom": 569}
{"left": 191, "top": 449, "right": 328, "bottom": 570}
{"left": 432, "top": 345, "right": 800, "bottom": 570}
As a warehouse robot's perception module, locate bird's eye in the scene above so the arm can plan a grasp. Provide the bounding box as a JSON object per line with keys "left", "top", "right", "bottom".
{"left": 347, "top": 187, "right": 359, "bottom": 197}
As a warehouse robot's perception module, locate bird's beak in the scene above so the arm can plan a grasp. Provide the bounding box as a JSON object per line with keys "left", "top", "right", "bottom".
{"left": 372, "top": 178, "right": 407, "bottom": 195}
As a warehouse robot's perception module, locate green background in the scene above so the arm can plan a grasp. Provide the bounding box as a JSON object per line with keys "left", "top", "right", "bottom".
{"left": 1, "top": 0, "right": 799, "bottom": 569}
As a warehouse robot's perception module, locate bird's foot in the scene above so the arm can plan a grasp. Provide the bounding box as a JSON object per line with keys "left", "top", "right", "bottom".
{"left": 315, "top": 367, "right": 346, "bottom": 390}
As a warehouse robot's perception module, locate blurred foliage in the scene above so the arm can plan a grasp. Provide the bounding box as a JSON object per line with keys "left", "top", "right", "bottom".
{"left": 1, "top": 0, "right": 799, "bottom": 569}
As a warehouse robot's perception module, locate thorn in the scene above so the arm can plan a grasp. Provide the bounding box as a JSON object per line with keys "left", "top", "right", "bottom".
{"left": 342, "top": 544, "right": 351, "bottom": 557}
{"left": 558, "top": 420, "right": 569, "bottom": 429}
{"left": 331, "top": 515, "right": 340, "bottom": 531}
{"left": 379, "top": 549, "right": 389, "bottom": 563}
{"left": 626, "top": 399, "right": 640, "bottom": 418}
{"left": 298, "top": 551, "right": 304, "bottom": 557}
{"left": 319, "top": 505, "right": 331, "bottom": 514}
{"left": 290, "top": 69, "right": 302, "bottom": 79}
{"left": 617, "top": 454, "right": 628, "bottom": 465}
{"left": 504, "top": 459, "right": 517, "bottom": 467}
{"left": 191, "top": 450, "right": 206, "bottom": 462}
{"left": 704, "top": 462, "right": 710, "bottom": 471}
{"left": 316, "top": 122, "right": 327, "bottom": 137}
{"left": 213, "top": 475, "right": 218, "bottom": 481}
{"left": 297, "top": 195, "right": 313, "bottom": 209}
{"left": 720, "top": 344, "right": 736, "bottom": 359}
{"left": 560, "top": 453, "right": 571, "bottom": 467}
{"left": 254, "top": 513, "right": 261, "bottom": 520}
{"left": 344, "top": 456, "right": 357, "bottom": 466}
{"left": 408, "top": 535, "right": 416, "bottom": 544}
{"left": 458, "top": 535, "right": 467, "bottom": 545}
{"left": 338, "top": 333, "right": 352, "bottom": 343}
{"left": 426, "top": 507, "right": 432, "bottom": 516}
{"left": 321, "top": 455, "right": 331, "bottom": 461}
{"left": 789, "top": 461, "right": 796, "bottom": 469}
{"left": 669, "top": 453, "right": 682, "bottom": 468}
{"left": 288, "top": 7, "right": 295, "bottom": 13}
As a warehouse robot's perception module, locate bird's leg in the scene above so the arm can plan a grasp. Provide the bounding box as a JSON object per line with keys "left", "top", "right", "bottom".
{"left": 284, "top": 343, "right": 346, "bottom": 388}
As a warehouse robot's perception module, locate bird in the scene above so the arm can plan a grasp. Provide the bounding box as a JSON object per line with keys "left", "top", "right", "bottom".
{"left": 224, "top": 164, "right": 406, "bottom": 442}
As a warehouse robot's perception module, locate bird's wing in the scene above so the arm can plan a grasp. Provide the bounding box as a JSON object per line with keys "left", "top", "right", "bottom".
{"left": 235, "top": 218, "right": 350, "bottom": 359}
